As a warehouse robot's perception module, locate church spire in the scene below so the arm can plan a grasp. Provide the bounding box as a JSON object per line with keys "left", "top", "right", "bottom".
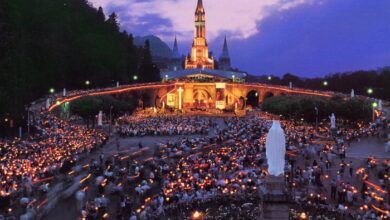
{"left": 172, "top": 35, "right": 180, "bottom": 58}
{"left": 219, "top": 35, "right": 231, "bottom": 71}
{"left": 185, "top": 0, "right": 214, "bottom": 69}
{"left": 221, "top": 36, "right": 230, "bottom": 58}
{"left": 196, "top": 0, "right": 204, "bottom": 13}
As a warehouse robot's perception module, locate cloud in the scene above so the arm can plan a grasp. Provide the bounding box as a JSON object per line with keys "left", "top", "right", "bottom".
{"left": 89, "top": 0, "right": 318, "bottom": 42}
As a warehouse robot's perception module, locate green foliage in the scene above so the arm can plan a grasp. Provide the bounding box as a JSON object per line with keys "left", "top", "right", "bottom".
{"left": 139, "top": 40, "right": 161, "bottom": 83}
{"left": 252, "top": 71, "right": 390, "bottom": 101}
{"left": 70, "top": 95, "right": 134, "bottom": 120}
{"left": 70, "top": 96, "right": 103, "bottom": 120}
{"left": 0, "top": 0, "right": 160, "bottom": 132}
{"left": 277, "top": 71, "right": 390, "bottom": 101}
{"left": 262, "top": 96, "right": 372, "bottom": 122}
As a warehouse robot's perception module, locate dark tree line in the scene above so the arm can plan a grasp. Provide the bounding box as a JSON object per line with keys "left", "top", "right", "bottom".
{"left": 253, "top": 69, "right": 390, "bottom": 101}
{"left": 262, "top": 95, "right": 373, "bottom": 123}
{"left": 0, "top": 0, "right": 160, "bottom": 135}
{"left": 70, "top": 95, "right": 135, "bottom": 128}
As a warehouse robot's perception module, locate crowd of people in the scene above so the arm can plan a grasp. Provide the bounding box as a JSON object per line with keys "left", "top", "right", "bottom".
{"left": 0, "top": 110, "right": 107, "bottom": 218}
{"left": 71, "top": 113, "right": 390, "bottom": 220}
{"left": 117, "top": 116, "right": 211, "bottom": 137}
{"left": 288, "top": 118, "right": 390, "bottom": 219}
{"left": 1, "top": 97, "right": 389, "bottom": 220}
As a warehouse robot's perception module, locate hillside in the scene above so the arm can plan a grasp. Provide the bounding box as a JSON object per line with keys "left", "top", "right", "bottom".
{"left": 134, "top": 35, "right": 173, "bottom": 58}
{"left": 0, "top": 0, "right": 160, "bottom": 134}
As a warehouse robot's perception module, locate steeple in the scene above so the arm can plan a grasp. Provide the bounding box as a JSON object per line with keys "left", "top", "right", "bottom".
{"left": 221, "top": 36, "right": 230, "bottom": 58}
{"left": 218, "top": 36, "right": 231, "bottom": 71}
{"left": 185, "top": 0, "right": 214, "bottom": 70}
{"left": 172, "top": 35, "right": 180, "bottom": 58}
{"left": 196, "top": 0, "right": 204, "bottom": 13}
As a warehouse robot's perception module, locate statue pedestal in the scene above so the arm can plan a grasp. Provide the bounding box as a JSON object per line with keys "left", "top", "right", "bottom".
{"left": 262, "top": 176, "right": 288, "bottom": 202}
{"left": 260, "top": 175, "right": 290, "bottom": 220}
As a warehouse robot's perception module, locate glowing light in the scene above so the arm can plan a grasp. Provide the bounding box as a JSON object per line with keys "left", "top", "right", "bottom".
{"left": 323, "top": 81, "right": 328, "bottom": 86}
{"left": 49, "top": 88, "right": 55, "bottom": 93}
{"left": 268, "top": 76, "right": 272, "bottom": 81}
{"left": 133, "top": 75, "right": 138, "bottom": 81}
{"left": 192, "top": 211, "right": 202, "bottom": 219}
{"left": 85, "top": 80, "right": 90, "bottom": 86}
{"left": 299, "top": 212, "right": 307, "bottom": 219}
{"left": 367, "top": 88, "right": 373, "bottom": 95}
{"left": 372, "top": 102, "right": 378, "bottom": 108}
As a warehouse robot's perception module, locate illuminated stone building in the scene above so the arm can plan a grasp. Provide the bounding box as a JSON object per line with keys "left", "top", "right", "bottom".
{"left": 184, "top": 0, "right": 215, "bottom": 69}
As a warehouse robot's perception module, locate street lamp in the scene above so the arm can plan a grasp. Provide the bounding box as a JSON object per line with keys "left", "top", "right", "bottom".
{"left": 133, "top": 75, "right": 138, "bottom": 81}
{"left": 85, "top": 80, "right": 90, "bottom": 86}
{"left": 323, "top": 81, "right": 328, "bottom": 87}
{"left": 268, "top": 76, "right": 272, "bottom": 81}
{"left": 367, "top": 88, "right": 373, "bottom": 95}
{"left": 49, "top": 88, "right": 55, "bottom": 94}
{"left": 372, "top": 102, "right": 378, "bottom": 122}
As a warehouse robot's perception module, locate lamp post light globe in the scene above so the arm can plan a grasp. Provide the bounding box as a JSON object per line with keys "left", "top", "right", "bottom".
{"left": 133, "top": 75, "right": 138, "bottom": 81}
{"left": 85, "top": 80, "right": 90, "bottom": 86}
{"left": 367, "top": 88, "right": 373, "bottom": 95}
{"left": 372, "top": 102, "right": 378, "bottom": 108}
{"left": 323, "top": 81, "right": 328, "bottom": 86}
{"left": 49, "top": 88, "right": 55, "bottom": 94}
{"left": 268, "top": 76, "right": 272, "bottom": 81}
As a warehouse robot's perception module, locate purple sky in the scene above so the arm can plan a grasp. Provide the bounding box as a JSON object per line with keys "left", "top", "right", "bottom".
{"left": 89, "top": 0, "right": 390, "bottom": 77}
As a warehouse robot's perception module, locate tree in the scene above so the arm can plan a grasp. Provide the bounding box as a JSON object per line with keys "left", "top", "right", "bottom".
{"left": 70, "top": 96, "right": 102, "bottom": 128}
{"left": 97, "top": 6, "right": 105, "bottom": 22}
{"left": 106, "top": 12, "right": 119, "bottom": 32}
{"left": 139, "top": 40, "right": 161, "bottom": 83}
{"left": 0, "top": 0, "right": 155, "bottom": 136}
{"left": 262, "top": 95, "right": 371, "bottom": 122}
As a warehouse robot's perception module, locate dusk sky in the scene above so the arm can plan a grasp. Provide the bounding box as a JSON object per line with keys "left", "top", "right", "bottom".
{"left": 89, "top": 0, "right": 390, "bottom": 77}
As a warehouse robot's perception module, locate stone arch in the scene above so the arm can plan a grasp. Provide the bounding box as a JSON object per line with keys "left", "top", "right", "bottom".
{"left": 263, "top": 91, "right": 274, "bottom": 100}
{"left": 246, "top": 90, "right": 259, "bottom": 108}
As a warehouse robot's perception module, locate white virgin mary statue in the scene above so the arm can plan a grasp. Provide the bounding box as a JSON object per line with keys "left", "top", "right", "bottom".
{"left": 330, "top": 113, "right": 336, "bottom": 129}
{"left": 265, "top": 121, "right": 286, "bottom": 176}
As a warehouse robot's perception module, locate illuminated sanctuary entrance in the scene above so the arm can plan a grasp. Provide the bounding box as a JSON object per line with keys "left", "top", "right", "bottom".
{"left": 193, "top": 89, "right": 212, "bottom": 110}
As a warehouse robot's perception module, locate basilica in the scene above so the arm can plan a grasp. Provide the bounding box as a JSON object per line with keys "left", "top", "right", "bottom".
{"left": 159, "top": 0, "right": 249, "bottom": 111}
{"left": 168, "top": 0, "right": 235, "bottom": 72}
